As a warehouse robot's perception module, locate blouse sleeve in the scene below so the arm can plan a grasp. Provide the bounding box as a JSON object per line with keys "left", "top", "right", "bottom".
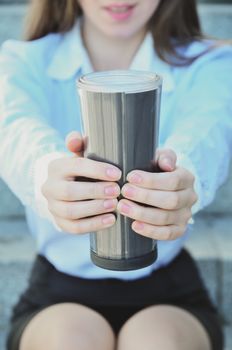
{"left": 163, "top": 46, "right": 232, "bottom": 215}
{"left": 0, "top": 44, "right": 68, "bottom": 210}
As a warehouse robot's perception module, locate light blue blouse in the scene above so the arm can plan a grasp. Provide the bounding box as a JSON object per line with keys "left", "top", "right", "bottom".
{"left": 0, "top": 21, "right": 232, "bottom": 279}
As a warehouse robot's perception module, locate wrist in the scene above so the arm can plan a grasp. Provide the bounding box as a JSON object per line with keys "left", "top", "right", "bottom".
{"left": 34, "top": 151, "right": 69, "bottom": 229}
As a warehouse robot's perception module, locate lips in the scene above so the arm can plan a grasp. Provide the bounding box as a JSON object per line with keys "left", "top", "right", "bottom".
{"left": 105, "top": 4, "right": 135, "bottom": 12}
{"left": 103, "top": 3, "right": 136, "bottom": 21}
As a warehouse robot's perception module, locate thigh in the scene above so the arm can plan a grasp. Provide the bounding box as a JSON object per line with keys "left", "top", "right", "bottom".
{"left": 117, "top": 304, "right": 211, "bottom": 350}
{"left": 19, "top": 303, "right": 115, "bottom": 350}
{"left": 7, "top": 251, "right": 223, "bottom": 350}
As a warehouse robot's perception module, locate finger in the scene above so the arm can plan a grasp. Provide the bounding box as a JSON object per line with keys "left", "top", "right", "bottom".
{"left": 55, "top": 213, "right": 116, "bottom": 235}
{"left": 121, "top": 186, "right": 197, "bottom": 210}
{"left": 155, "top": 148, "right": 177, "bottom": 172}
{"left": 65, "top": 131, "right": 85, "bottom": 156}
{"left": 50, "top": 157, "right": 122, "bottom": 181}
{"left": 117, "top": 199, "right": 192, "bottom": 226}
{"left": 43, "top": 180, "right": 120, "bottom": 201}
{"left": 127, "top": 167, "right": 195, "bottom": 191}
{"left": 48, "top": 198, "right": 118, "bottom": 220}
{"left": 132, "top": 221, "right": 187, "bottom": 241}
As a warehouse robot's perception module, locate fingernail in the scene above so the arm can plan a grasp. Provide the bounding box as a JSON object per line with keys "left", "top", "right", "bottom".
{"left": 161, "top": 157, "right": 174, "bottom": 171}
{"left": 103, "top": 199, "right": 116, "bottom": 209}
{"left": 133, "top": 222, "right": 144, "bottom": 231}
{"left": 122, "top": 185, "right": 135, "bottom": 198}
{"left": 106, "top": 168, "right": 121, "bottom": 179}
{"left": 105, "top": 185, "right": 119, "bottom": 196}
{"left": 69, "top": 139, "right": 80, "bottom": 147}
{"left": 128, "top": 172, "right": 142, "bottom": 184}
{"left": 119, "top": 202, "right": 131, "bottom": 214}
{"left": 102, "top": 215, "right": 115, "bottom": 225}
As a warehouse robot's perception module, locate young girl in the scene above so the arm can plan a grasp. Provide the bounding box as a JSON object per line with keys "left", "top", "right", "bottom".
{"left": 0, "top": 0, "right": 232, "bottom": 349}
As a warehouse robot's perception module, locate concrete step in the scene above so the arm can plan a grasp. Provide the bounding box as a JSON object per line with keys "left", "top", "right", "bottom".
{"left": 0, "top": 214, "right": 232, "bottom": 349}
{"left": 0, "top": 4, "right": 27, "bottom": 45}
{"left": 225, "top": 326, "right": 232, "bottom": 350}
{"left": 199, "top": 4, "right": 232, "bottom": 39}
{"left": 0, "top": 220, "right": 35, "bottom": 349}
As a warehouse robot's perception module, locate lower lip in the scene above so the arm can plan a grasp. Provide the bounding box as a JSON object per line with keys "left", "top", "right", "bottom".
{"left": 104, "top": 6, "right": 135, "bottom": 21}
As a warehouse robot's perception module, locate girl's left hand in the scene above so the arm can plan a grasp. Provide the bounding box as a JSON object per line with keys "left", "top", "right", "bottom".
{"left": 117, "top": 149, "right": 198, "bottom": 241}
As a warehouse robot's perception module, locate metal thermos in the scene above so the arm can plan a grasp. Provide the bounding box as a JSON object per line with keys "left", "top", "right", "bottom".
{"left": 77, "top": 70, "right": 162, "bottom": 271}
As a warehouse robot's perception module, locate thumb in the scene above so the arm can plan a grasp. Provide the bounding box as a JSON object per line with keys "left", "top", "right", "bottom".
{"left": 65, "top": 131, "right": 85, "bottom": 156}
{"left": 156, "top": 148, "right": 177, "bottom": 172}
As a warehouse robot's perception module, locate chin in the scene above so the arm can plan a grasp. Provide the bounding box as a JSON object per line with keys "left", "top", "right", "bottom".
{"left": 104, "top": 27, "right": 140, "bottom": 40}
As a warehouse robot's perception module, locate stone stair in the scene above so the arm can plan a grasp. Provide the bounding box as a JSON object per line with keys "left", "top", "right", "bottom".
{"left": 0, "top": 1, "right": 232, "bottom": 349}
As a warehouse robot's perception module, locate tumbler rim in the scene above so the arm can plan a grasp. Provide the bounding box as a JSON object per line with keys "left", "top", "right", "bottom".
{"left": 77, "top": 70, "right": 162, "bottom": 93}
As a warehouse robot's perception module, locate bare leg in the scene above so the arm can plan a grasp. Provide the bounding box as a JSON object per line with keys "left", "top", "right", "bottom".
{"left": 19, "top": 303, "right": 116, "bottom": 350}
{"left": 117, "top": 305, "right": 211, "bottom": 350}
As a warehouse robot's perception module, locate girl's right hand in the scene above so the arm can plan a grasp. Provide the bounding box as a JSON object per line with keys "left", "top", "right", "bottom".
{"left": 42, "top": 132, "right": 121, "bottom": 234}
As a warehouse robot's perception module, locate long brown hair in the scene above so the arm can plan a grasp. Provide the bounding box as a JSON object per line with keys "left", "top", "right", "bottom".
{"left": 24, "top": 0, "right": 204, "bottom": 65}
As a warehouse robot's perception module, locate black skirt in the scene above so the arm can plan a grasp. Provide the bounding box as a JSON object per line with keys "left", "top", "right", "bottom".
{"left": 7, "top": 249, "right": 223, "bottom": 350}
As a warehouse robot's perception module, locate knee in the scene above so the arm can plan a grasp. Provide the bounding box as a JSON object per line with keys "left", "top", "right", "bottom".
{"left": 19, "top": 303, "right": 115, "bottom": 350}
{"left": 56, "top": 329, "right": 116, "bottom": 350}
{"left": 48, "top": 304, "right": 115, "bottom": 350}
{"left": 118, "top": 306, "right": 178, "bottom": 350}
{"left": 118, "top": 305, "right": 210, "bottom": 350}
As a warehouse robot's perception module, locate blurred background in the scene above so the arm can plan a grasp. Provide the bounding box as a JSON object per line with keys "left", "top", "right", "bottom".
{"left": 0, "top": 0, "right": 232, "bottom": 349}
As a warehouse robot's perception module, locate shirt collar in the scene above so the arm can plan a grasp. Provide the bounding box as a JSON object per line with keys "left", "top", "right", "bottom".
{"left": 47, "top": 20, "right": 92, "bottom": 79}
{"left": 47, "top": 21, "right": 175, "bottom": 93}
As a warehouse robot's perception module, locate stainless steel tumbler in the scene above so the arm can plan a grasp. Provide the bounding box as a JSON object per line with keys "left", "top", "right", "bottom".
{"left": 77, "top": 70, "right": 162, "bottom": 271}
